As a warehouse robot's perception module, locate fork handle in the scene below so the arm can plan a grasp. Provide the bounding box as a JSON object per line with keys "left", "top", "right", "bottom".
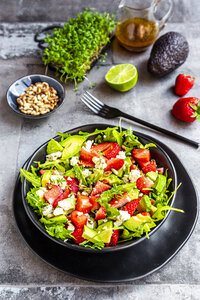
{"left": 120, "top": 112, "right": 199, "bottom": 148}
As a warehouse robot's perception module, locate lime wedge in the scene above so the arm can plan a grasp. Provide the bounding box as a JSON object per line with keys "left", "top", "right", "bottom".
{"left": 105, "top": 64, "right": 138, "bottom": 92}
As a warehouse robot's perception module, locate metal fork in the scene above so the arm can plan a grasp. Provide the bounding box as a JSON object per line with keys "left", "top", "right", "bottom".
{"left": 81, "top": 91, "right": 199, "bottom": 148}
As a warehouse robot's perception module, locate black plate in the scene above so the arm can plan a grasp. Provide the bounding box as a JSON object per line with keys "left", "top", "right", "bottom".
{"left": 13, "top": 127, "right": 198, "bottom": 282}
{"left": 21, "top": 124, "right": 177, "bottom": 252}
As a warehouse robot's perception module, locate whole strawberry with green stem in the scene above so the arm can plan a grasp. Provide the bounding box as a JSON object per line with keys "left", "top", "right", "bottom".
{"left": 172, "top": 97, "right": 200, "bottom": 122}
{"left": 175, "top": 74, "right": 195, "bottom": 96}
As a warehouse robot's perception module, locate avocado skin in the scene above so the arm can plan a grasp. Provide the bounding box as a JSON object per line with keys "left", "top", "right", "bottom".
{"left": 148, "top": 32, "right": 189, "bottom": 77}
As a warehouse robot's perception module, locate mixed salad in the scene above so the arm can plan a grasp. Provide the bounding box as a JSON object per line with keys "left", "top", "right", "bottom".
{"left": 20, "top": 126, "right": 182, "bottom": 249}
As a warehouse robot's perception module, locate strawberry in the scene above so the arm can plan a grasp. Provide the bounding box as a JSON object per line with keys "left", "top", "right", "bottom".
{"left": 132, "top": 149, "right": 150, "bottom": 163}
{"left": 106, "top": 230, "right": 119, "bottom": 247}
{"left": 53, "top": 189, "right": 70, "bottom": 208}
{"left": 71, "top": 227, "right": 85, "bottom": 244}
{"left": 109, "top": 192, "right": 131, "bottom": 208}
{"left": 142, "top": 160, "right": 157, "bottom": 174}
{"left": 89, "top": 195, "right": 100, "bottom": 210}
{"left": 122, "top": 197, "right": 143, "bottom": 216}
{"left": 140, "top": 212, "right": 151, "bottom": 217}
{"left": 175, "top": 74, "right": 195, "bottom": 96}
{"left": 105, "top": 158, "right": 124, "bottom": 171}
{"left": 64, "top": 177, "right": 79, "bottom": 195}
{"left": 71, "top": 210, "right": 87, "bottom": 228}
{"left": 76, "top": 194, "right": 92, "bottom": 213}
{"left": 130, "top": 164, "right": 137, "bottom": 171}
{"left": 78, "top": 159, "right": 95, "bottom": 168}
{"left": 43, "top": 185, "right": 63, "bottom": 205}
{"left": 40, "top": 169, "right": 63, "bottom": 175}
{"left": 91, "top": 181, "right": 111, "bottom": 196}
{"left": 104, "top": 143, "right": 121, "bottom": 159}
{"left": 172, "top": 97, "right": 200, "bottom": 123}
{"left": 79, "top": 147, "right": 99, "bottom": 162}
{"left": 136, "top": 177, "right": 153, "bottom": 195}
{"left": 95, "top": 206, "right": 106, "bottom": 221}
{"left": 157, "top": 167, "right": 164, "bottom": 174}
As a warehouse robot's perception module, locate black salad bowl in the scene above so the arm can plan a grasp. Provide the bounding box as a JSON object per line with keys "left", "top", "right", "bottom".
{"left": 6, "top": 74, "right": 65, "bottom": 119}
{"left": 21, "top": 124, "right": 177, "bottom": 253}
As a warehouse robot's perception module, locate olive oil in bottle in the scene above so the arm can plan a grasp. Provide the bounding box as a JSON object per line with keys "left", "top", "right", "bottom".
{"left": 115, "top": 18, "right": 159, "bottom": 52}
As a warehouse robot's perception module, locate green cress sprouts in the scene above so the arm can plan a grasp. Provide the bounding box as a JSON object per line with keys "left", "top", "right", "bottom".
{"left": 43, "top": 9, "right": 117, "bottom": 86}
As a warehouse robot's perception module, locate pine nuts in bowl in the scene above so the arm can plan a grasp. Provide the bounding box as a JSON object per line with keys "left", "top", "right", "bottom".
{"left": 7, "top": 74, "right": 65, "bottom": 119}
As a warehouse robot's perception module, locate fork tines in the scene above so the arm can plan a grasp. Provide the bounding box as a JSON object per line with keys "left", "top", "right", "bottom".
{"left": 81, "top": 91, "right": 104, "bottom": 114}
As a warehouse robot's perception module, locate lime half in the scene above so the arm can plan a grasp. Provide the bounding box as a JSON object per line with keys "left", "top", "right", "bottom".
{"left": 105, "top": 64, "right": 138, "bottom": 92}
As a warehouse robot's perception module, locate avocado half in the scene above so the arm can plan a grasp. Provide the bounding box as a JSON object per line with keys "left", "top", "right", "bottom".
{"left": 148, "top": 32, "right": 189, "bottom": 77}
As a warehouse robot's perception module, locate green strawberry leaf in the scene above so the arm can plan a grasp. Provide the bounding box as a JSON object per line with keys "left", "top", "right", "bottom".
{"left": 191, "top": 112, "right": 198, "bottom": 118}
{"left": 189, "top": 103, "right": 197, "bottom": 111}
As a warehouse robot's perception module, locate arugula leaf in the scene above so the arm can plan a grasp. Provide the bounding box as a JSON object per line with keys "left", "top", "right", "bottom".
{"left": 20, "top": 169, "right": 41, "bottom": 187}
{"left": 35, "top": 160, "right": 66, "bottom": 173}
{"left": 152, "top": 205, "right": 184, "bottom": 221}
{"left": 73, "top": 164, "right": 87, "bottom": 185}
{"left": 79, "top": 240, "right": 105, "bottom": 250}
{"left": 57, "top": 132, "right": 71, "bottom": 142}
{"left": 45, "top": 223, "right": 74, "bottom": 240}
{"left": 26, "top": 188, "right": 46, "bottom": 214}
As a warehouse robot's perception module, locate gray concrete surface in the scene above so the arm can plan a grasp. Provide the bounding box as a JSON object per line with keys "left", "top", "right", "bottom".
{"left": 0, "top": 0, "right": 200, "bottom": 299}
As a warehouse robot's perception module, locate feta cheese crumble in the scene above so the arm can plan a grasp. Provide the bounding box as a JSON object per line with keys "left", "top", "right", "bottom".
{"left": 82, "top": 169, "right": 92, "bottom": 177}
{"left": 82, "top": 140, "right": 93, "bottom": 151}
{"left": 129, "top": 169, "right": 141, "bottom": 183}
{"left": 114, "top": 210, "right": 131, "bottom": 227}
{"left": 53, "top": 207, "right": 64, "bottom": 216}
{"left": 92, "top": 156, "right": 107, "bottom": 170}
{"left": 67, "top": 222, "right": 75, "bottom": 232}
{"left": 58, "top": 197, "right": 76, "bottom": 214}
{"left": 70, "top": 156, "right": 79, "bottom": 166}
{"left": 36, "top": 187, "right": 47, "bottom": 200}
{"left": 46, "top": 151, "right": 62, "bottom": 161}
{"left": 42, "top": 204, "right": 53, "bottom": 217}
{"left": 116, "top": 151, "right": 126, "bottom": 160}
{"left": 50, "top": 175, "right": 67, "bottom": 190}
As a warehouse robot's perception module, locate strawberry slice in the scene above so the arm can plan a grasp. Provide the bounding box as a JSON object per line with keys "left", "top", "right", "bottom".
{"left": 157, "top": 167, "right": 164, "bottom": 174}
{"left": 91, "top": 181, "right": 111, "bottom": 196}
{"left": 43, "top": 185, "right": 63, "bottom": 205}
{"left": 140, "top": 212, "right": 151, "bottom": 217}
{"left": 89, "top": 195, "right": 100, "bottom": 210}
{"left": 132, "top": 149, "right": 150, "bottom": 163}
{"left": 64, "top": 177, "right": 79, "bottom": 195}
{"left": 76, "top": 194, "right": 92, "bottom": 213}
{"left": 104, "top": 143, "right": 121, "bottom": 159}
{"left": 78, "top": 159, "right": 95, "bottom": 168}
{"left": 122, "top": 197, "right": 143, "bottom": 216}
{"left": 40, "top": 169, "right": 63, "bottom": 175}
{"left": 71, "top": 210, "right": 87, "bottom": 228}
{"left": 95, "top": 206, "right": 106, "bottom": 221}
{"left": 92, "top": 142, "right": 121, "bottom": 159}
{"left": 53, "top": 189, "right": 70, "bottom": 208}
{"left": 109, "top": 192, "right": 131, "bottom": 208}
{"left": 130, "top": 164, "right": 137, "bottom": 171}
{"left": 136, "top": 176, "right": 153, "bottom": 195}
{"left": 71, "top": 227, "right": 85, "bottom": 244}
{"left": 105, "top": 158, "right": 124, "bottom": 171}
{"left": 106, "top": 230, "right": 119, "bottom": 247}
{"left": 79, "top": 147, "right": 99, "bottom": 162}
{"left": 142, "top": 160, "right": 157, "bottom": 174}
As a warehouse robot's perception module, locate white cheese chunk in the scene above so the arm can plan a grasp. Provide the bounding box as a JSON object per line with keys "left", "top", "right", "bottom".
{"left": 116, "top": 151, "right": 126, "bottom": 160}
{"left": 46, "top": 151, "right": 62, "bottom": 161}
{"left": 70, "top": 156, "right": 79, "bottom": 166}
{"left": 53, "top": 207, "right": 64, "bottom": 216}
{"left": 42, "top": 204, "right": 53, "bottom": 217}
{"left": 114, "top": 210, "right": 131, "bottom": 227}
{"left": 129, "top": 169, "right": 141, "bottom": 183}
{"left": 92, "top": 156, "right": 107, "bottom": 170}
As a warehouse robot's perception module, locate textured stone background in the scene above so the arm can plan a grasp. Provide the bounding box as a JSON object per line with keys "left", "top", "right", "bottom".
{"left": 0, "top": 0, "right": 200, "bottom": 299}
